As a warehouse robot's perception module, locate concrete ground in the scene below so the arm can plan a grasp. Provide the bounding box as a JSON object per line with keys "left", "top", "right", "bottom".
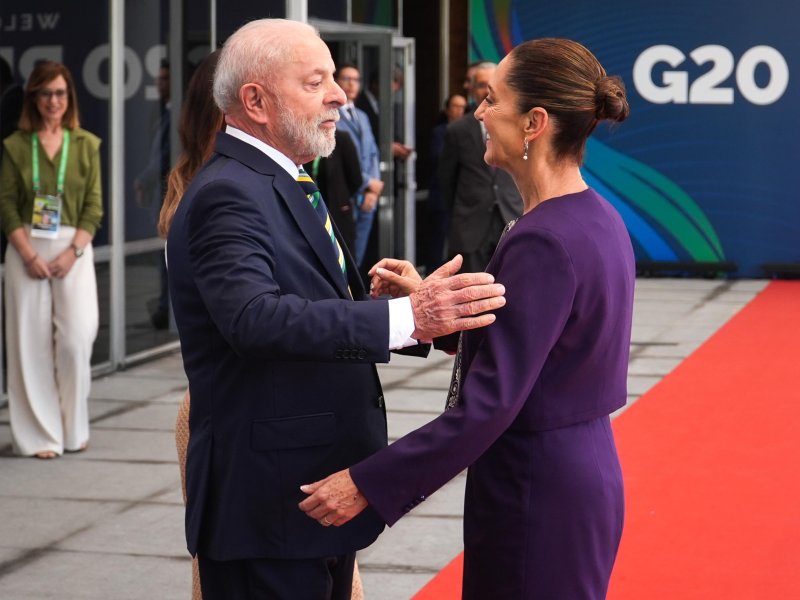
{"left": 0, "top": 278, "right": 767, "bottom": 599}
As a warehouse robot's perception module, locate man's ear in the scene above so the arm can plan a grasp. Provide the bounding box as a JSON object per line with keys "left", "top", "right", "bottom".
{"left": 523, "top": 106, "right": 549, "bottom": 140}
{"left": 239, "top": 83, "right": 270, "bottom": 125}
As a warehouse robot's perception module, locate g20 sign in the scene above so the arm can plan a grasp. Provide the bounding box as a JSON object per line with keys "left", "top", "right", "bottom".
{"left": 633, "top": 45, "right": 789, "bottom": 105}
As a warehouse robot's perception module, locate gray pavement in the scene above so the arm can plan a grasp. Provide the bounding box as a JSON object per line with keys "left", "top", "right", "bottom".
{"left": 0, "top": 278, "right": 768, "bottom": 599}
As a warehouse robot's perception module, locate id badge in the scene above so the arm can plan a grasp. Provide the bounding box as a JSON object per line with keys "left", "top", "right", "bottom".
{"left": 31, "top": 194, "right": 62, "bottom": 239}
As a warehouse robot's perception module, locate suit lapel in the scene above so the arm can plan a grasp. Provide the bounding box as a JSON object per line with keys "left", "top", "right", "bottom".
{"left": 274, "top": 175, "right": 353, "bottom": 299}
{"left": 467, "top": 119, "right": 494, "bottom": 177}
{"left": 215, "top": 133, "right": 352, "bottom": 300}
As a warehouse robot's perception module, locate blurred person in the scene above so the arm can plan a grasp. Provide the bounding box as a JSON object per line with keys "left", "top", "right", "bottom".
{"left": 461, "top": 61, "right": 481, "bottom": 112}
{"left": 335, "top": 63, "right": 383, "bottom": 266}
{"left": 0, "top": 61, "right": 102, "bottom": 459}
{"left": 389, "top": 65, "right": 412, "bottom": 161}
{"left": 301, "top": 38, "right": 634, "bottom": 600}
{"left": 425, "top": 92, "right": 467, "bottom": 274}
{"left": 354, "top": 70, "right": 380, "bottom": 141}
{"left": 355, "top": 65, "right": 413, "bottom": 273}
{"left": 166, "top": 19, "right": 505, "bottom": 599}
{"left": 135, "top": 59, "right": 171, "bottom": 211}
{"left": 136, "top": 59, "right": 171, "bottom": 329}
{"left": 355, "top": 66, "right": 412, "bottom": 161}
{"left": 440, "top": 61, "right": 523, "bottom": 273}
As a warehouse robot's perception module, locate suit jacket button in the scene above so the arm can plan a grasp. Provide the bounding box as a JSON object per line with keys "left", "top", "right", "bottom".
{"left": 335, "top": 350, "right": 342, "bottom": 359}
{"left": 358, "top": 349, "right": 366, "bottom": 359}
{"left": 377, "top": 395, "right": 385, "bottom": 408}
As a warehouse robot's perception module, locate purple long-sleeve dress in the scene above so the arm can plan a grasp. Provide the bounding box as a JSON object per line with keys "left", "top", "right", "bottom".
{"left": 351, "top": 187, "right": 635, "bottom": 599}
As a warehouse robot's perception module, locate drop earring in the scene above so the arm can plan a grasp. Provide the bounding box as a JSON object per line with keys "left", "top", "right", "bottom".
{"left": 523, "top": 139, "right": 529, "bottom": 161}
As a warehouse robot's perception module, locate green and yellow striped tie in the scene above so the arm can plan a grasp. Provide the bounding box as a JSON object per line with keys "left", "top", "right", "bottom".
{"left": 296, "top": 166, "right": 348, "bottom": 284}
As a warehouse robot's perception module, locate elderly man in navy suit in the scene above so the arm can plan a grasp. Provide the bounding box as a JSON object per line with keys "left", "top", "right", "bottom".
{"left": 167, "top": 18, "right": 506, "bottom": 600}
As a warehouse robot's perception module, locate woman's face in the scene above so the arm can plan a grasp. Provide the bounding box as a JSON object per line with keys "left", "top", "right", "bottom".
{"left": 474, "top": 56, "right": 523, "bottom": 171}
{"left": 35, "top": 75, "right": 69, "bottom": 126}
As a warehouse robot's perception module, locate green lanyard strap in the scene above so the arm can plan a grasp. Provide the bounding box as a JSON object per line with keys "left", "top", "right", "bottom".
{"left": 32, "top": 129, "right": 70, "bottom": 197}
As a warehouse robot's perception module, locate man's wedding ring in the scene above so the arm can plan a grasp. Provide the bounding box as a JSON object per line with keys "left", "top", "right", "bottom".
{"left": 322, "top": 516, "right": 332, "bottom": 526}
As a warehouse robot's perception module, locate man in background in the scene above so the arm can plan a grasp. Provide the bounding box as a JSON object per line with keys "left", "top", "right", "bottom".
{"left": 440, "top": 62, "right": 523, "bottom": 272}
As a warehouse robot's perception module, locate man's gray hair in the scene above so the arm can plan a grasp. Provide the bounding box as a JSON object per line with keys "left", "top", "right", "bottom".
{"left": 471, "top": 61, "right": 497, "bottom": 84}
{"left": 213, "top": 19, "right": 319, "bottom": 113}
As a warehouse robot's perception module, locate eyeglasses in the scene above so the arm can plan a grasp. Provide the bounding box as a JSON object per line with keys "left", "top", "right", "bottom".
{"left": 37, "top": 89, "right": 68, "bottom": 100}
{"left": 337, "top": 76, "right": 361, "bottom": 84}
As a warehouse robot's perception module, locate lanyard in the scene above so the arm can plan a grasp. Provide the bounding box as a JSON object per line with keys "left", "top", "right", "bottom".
{"left": 311, "top": 156, "right": 321, "bottom": 181}
{"left": 32, "top": 129, "right": 70, "bottom": 197}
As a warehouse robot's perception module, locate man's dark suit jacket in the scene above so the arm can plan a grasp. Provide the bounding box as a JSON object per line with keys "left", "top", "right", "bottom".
{"left": 439, "top": 114, "right": 522, "bottom": 255}
{"left": 167, "top": 132, "right": 392, "bottom": 561}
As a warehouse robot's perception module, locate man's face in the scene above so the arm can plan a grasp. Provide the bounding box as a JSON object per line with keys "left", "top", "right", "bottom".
{"left": 335, "top": 67, "right": 361, "bottom": 103}
{"left": 471, "top": 67, "right": 494, "bottom": 105}
{"left": 268, "top": 36, "right": 346, "bottom": 162}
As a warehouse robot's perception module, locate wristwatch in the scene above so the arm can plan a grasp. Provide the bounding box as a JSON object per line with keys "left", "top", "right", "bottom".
{"left": 71, "top": 244, "right": 85, "bottom": 258}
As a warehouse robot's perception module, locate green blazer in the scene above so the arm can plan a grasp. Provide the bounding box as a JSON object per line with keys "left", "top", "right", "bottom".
{"left": 0, "top": 127, "right": 103, "bottom": 236}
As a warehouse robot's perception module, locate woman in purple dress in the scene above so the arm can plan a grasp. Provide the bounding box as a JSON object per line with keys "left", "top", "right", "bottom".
{"left": 300, "top": 38, "right": 633, "bottom": 599}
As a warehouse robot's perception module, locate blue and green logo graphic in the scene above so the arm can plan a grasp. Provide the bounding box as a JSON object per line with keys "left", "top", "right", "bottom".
{"left": 469, "top": 0, "right": 727, "bottom": 263}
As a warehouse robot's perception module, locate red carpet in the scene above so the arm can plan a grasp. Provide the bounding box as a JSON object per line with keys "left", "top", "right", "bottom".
{"left": 413, "top": 281, "right": 800, "bottom": 599}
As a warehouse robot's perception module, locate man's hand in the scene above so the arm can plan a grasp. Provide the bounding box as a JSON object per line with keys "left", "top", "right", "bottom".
{"left": 367, "top": 178, "right": 384, "bottom": 195}
{"left": 392, "top": 142, "right": 412, "bottom": 160}
{"left": 409, "top": 255, "right": 505, "bottom": 339}
{"left": 361, "top": 190, "right": 379, "bottom": 212}
{"left": 368, "top": 258, "right": 422, "bottom": 298}
{"left": 299, "top": 469, "right": 369, "bottom": 527}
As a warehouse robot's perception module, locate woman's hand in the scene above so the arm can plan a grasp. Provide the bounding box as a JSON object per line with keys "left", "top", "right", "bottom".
{"left": 368, "top": 258, "right": 423, "bottom": 298}
{"left": 47, "top": 249, "right": 77, "bottom": 279}
{"left": 24, "top": 254, "right": 51, "bottom": 280}
{"left": 298, "top": 469, "right": 369, "bottom": 527}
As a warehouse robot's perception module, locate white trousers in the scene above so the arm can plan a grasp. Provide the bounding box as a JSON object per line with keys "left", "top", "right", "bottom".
{"left": 4, "top": 226, "right": 98, "bottom": 456}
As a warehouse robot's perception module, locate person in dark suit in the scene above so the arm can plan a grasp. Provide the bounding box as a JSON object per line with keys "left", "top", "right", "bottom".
{"left": 166, "top": 19, "right": 507, "bottom": 600}
{"left": 440, "top": 61, "right": 523, "bottom": 273}
{"left": 426, "top": 93, "right": 467, "bottom": 274}
{"left": 304, "top": 129, "right": 362, "bottom": 254}
{"left": 301, "top": 38, "right": 634, "bottom": 600}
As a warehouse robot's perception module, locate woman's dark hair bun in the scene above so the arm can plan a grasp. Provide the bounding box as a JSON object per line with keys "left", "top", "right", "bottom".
{"left": 595, "top": 76, "right": 630, "bottom": 123}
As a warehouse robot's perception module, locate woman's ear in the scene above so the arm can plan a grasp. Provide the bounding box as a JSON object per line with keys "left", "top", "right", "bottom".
{"left": 523, "top": 106, "right": 548, "bottom": 140}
